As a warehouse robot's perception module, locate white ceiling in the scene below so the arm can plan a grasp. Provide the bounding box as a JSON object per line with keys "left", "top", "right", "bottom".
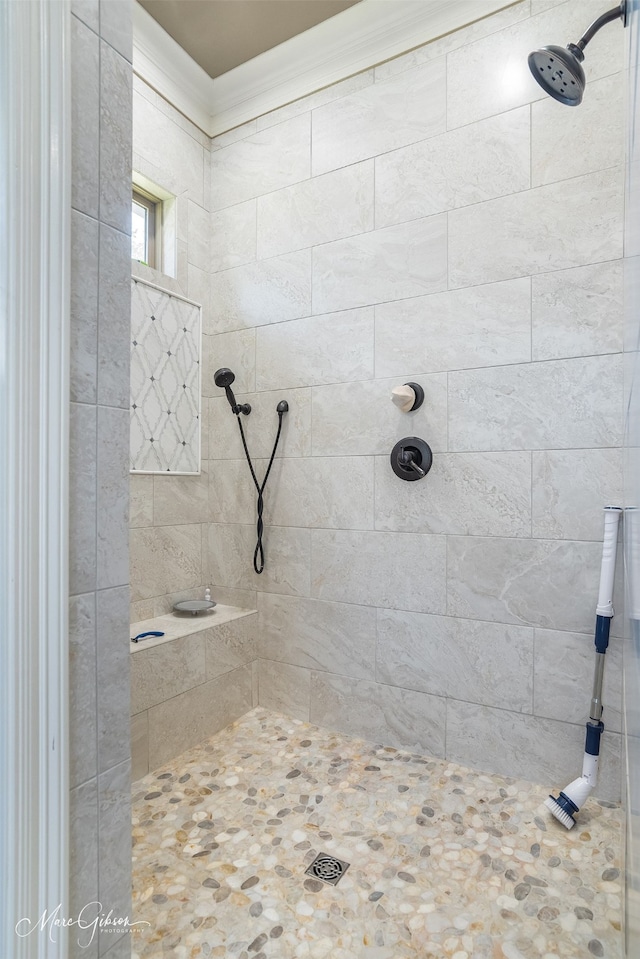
{"left": 137, "top": 0, "right": 362, "bottom": 78}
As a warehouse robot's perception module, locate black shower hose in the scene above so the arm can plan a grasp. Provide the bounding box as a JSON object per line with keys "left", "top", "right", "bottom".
{"left": 235, "top": 410, "right": 285, "bottom": 574}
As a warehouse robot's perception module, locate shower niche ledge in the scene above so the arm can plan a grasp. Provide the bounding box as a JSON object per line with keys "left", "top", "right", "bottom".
{"left": 130, "top": 605, "right": 258, "bottom": 780}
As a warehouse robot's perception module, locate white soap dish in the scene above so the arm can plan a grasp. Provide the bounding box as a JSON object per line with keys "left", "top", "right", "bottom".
{"left": 173, "top": 600, "right": 216, "bottom": 615}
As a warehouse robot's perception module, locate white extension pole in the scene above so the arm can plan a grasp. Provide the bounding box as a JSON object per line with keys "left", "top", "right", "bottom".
{"left": 545, "top": 507, "right": 622, "bottom": 829}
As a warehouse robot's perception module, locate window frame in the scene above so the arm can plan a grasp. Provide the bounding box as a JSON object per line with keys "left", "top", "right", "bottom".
{"left": 132, "top": 186, "right": 161, "bottom": 270}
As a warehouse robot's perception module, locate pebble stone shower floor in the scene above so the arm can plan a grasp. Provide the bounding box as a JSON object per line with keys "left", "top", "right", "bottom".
{"left": 131, "top": 708, "right": 623, "bottom": 959}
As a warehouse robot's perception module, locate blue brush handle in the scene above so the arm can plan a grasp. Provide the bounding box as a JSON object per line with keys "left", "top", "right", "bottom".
{"left": 130, "top": 630, "right": 165, "bottom": 643}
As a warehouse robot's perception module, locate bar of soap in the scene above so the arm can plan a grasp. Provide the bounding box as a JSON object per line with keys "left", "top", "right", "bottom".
{"left": 391, "top": 384, "right": 416, "bottom": 412}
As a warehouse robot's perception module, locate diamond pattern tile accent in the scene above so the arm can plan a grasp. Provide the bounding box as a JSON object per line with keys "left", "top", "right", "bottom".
{"left": 130, "top": 278, "right": 201, "bottom": 473}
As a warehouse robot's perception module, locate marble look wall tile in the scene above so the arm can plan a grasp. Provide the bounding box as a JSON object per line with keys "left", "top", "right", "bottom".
{"left": 374, "top": 451, "right": 531, "bottom": 537}
{"left": 97, "top": 586, "right": 130, "bottom": 772}
{"left": 71, "top": 15, "right": 99, "bottom": 218}
{"left": 311, "top": 375, "right": 447, "bottom": 456}
{"left": 130, "top": 474, "right": 153, "bottom": 528}
{"left": 532, "top": 260, "right": 624, "bottom": 361}
{"left": 376, "top": 610, "right": 534, "bottom": 712}
{"left": 447, "top": 0, "right": 624, "bottom": 129}
{"left": 130, "top": 524, "right": 202, "bottom": 602}
{"left": 70, "top": 778, "right": 99, "bottom": 958}
{"left": 184, "top": 268, "right": 207, "bottom": 342}
{"left": 208, "top": 459, "right": 256, "bottom": 525}
{"left": 312, "top": 215, "right": 447, "bottom": 313}
{"left": 624, "top": 258, "right": 640, "bottom": 352}
{"left": 210, "top": 455, "right": 373, "bottom": 530}
{"left": 187, "top": 200, "right": 210, "bottom": 272}
{"left": 131, "top": 254, "right": 181, "bottom": 297}
{"left": 69, "top": 593, "right": 97, "bottom": 788}
{"left": 210, "top": 114, "right": 310, "bottom": 211}
{"left": 256, "top": 308, "right": 373, "bottom": 391}
{"left": 311, "top": 529, "right": 446, "bottom": 613}
{"left": 99, "top": 43, "right": 132, "bottom": 235}
{"left": 530, "top": 0, "right": 565, "bottom": 11}
{"left": 532, "top": 74, "right": 624, "bottom": 187}
{"left": 147, "top": 665, "right": 252, "bottom": 769}
{"left": 449, "top": 169, "right": 623, "bottom": 289}
{"left": 211, "top": 200, "right": 257, "bottom": 273}
{"left": 206, "top": 585, "right": 257, "bottom": 610}
{"left": 252, "top": 660, "right": 259, "bottom": 707}
{"left": 100, "top": 0, "right": 132, "bottom": 61}
{"left": 204, "top": 614, "right": 257, "bottom": 679}
{"left": 130, "top": 634, "right": 206, "bottom": 713}
{"left": 131, "top": 711, "right": 149, "bottom": 782}
{"left": 534, "top": 628, "right": 622, "bottom": 732}
{"left": 97, "top": 223, "right": 131, "bottom": 409}
{"left": 259, "top": 659, "right": 311, "bottom": 721}
{"left": 205, "top": 329, "right": 256, "bottom": 396}
{"left": 97, "top": 760, "right": 132, "bottom": 956}
{"left": 256, "top": 71, "right": 374, "bottom": 132}
{"left": 210, "top": 249, "right": 311, "bottom": 333}
{"left": 258, "top": 593, "right": 376, "bottom": 679}
{"left": 448, "top": 355, "right": 623, "bottom": 452}
{"left": 375, "top": 108, "right": 530, "bottom": 228}
{"left": 310, "top": 671, "right": 446, "bottom": 757}
{"left": 130, "top": 598, "right": 155, "bottom": 624}
{"left": 207, "top": 523, "right": 311, "bottom": 597}
{"left": 152, "top": 467, "right": 210, "bottom": 527}
{"left": 210, "top": 118, "right": 257, "bottom": 150}
{"left": 101, "top": 934, "right": 132, "bottom": 959}
{"left": 70, "top": 211, "right": 99, "bottom": 403}
{"left": 209, "top": 387, "right": 311, "bottom": 460}
{"left": 71, "top": 0, "right": 99, "bottom": 32}
{"left": 265, "top": 455, "right": 375, "bottom": 530}
{"left": 97, "top": 407, "right": 129, "bottom": 589}
{"left": 257, "top": 161, "right": 374, "bottom": 258}
{"left": 447, "top": 536, "right": 606, "bottom": 633}
{"left": 70, "top": 403, "right": 97, "bottom": 596}
{"left": 312, "top": 59, "right": 446, "bottom": 176}
{"left": 133, "top": 92, "right": 204, "bottom": 206}
{"left": 374, "top": 278, "right": 531, "bottom": 376}
{"left": 150, "top": 587, "right": 207, "bottom": 617}
{"left": 445, "top": 699, "right": 621, "bottom": 802}
{"left": 374, "top": 3, "right": 530, "bottom": 81}
{"left": 532, "top": 449, "right": 623, "bottom": 540}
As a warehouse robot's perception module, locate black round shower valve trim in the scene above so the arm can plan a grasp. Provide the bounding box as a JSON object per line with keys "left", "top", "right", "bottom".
{"left": 391, "top": 437, "right": 433, "bottom": 482}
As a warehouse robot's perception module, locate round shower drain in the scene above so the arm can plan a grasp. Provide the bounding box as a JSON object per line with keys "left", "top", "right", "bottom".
{"left": 305, "top": 852, "right": 350, "bottom": 885}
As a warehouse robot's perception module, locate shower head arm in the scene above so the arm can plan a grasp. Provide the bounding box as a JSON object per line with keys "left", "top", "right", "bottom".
{"left": 575, "top": 0, "right": 626, "bottom": 54}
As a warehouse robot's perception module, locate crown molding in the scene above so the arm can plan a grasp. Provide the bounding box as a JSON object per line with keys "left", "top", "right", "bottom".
{"left": 133, "top": 0, "right": 518, "bottom": 138}
{"left": 133, "top": 2, "right": 213, "bottom": 133}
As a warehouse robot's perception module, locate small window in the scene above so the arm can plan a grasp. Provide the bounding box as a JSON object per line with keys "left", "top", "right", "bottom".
{"left": 131, "top": 187, "right": 161, "bottom": 269}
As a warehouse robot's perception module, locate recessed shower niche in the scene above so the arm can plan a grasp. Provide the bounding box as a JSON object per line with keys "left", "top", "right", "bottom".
{"left": 130, "top": 276, "right": 202, "bottom": 474}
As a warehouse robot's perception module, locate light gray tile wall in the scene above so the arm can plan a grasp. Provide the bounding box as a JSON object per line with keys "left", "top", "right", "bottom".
{"left": 206, "top": 0, "right": 625, "bottom": 798}
{"left": 130, "top": 76, "right": 215, "bottom": 620}
{"left": 131, "top": 614, "right": 257, "bottom": 775}
{"left": 69, "top": 3, "right": 132, "bottom": 954}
